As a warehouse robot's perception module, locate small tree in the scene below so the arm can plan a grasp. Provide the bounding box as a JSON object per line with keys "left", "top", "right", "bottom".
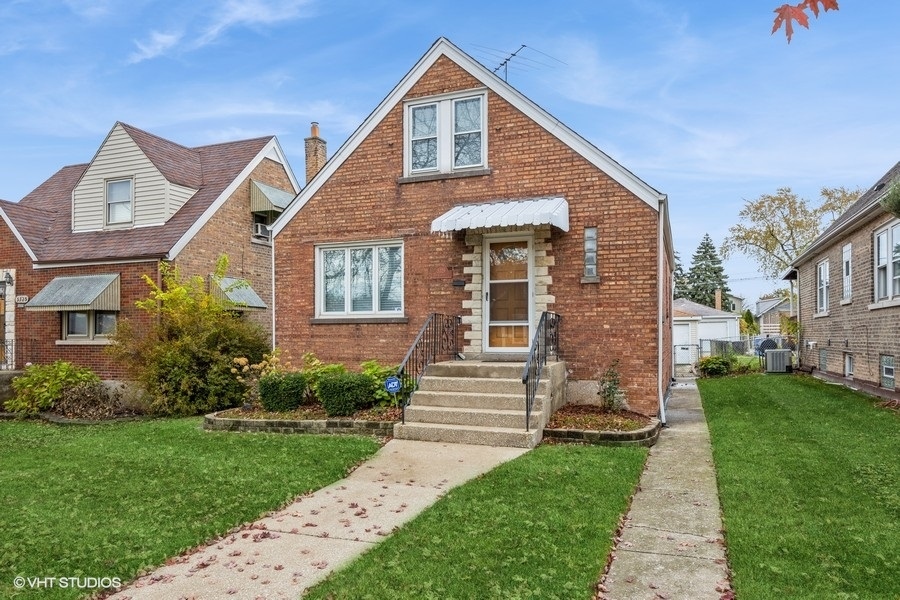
{"left": 740, "top": 309, "right": 760, "bottom": 336}
{"left": 108, "top": 256, "right": 269, "bottom": 416}
{"left": 684, "top": 234, "right": 731, "bottom": 308}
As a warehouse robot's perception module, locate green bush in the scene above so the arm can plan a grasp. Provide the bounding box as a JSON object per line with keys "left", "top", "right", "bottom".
{"left": 698, "top": 355, "right": 734, "bottom": 377}
{"left": 300, "top": 353, "right": 347, "bottom": 403}
{"left": 259, "top": 371, "right": 308, "bottom": 412}
{"left": 360, "top": 359, "right": 403, "bottom": 406}
{"left": 107, "top": 257, "right": 269, "bottom": 416}
{"left": 318, "top": 372, "right": 374, "bottom": 417}
{"left": 6, "top": 361, "right": 100, "bottom": 415}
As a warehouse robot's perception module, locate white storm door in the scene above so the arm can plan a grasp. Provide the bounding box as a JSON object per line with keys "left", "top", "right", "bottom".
{"left": 483, "top": 236, "right": 533, "bottom": 351}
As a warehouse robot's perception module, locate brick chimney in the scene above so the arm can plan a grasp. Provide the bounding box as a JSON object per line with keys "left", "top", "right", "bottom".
{"left": 304, "top": 122, "right": 327, "bottom": 184}
{"left": 715, "top": 288, "right": 722, "bottom": 311}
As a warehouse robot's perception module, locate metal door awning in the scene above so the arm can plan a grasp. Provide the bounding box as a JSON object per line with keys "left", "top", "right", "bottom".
{"left": 431, "top": 197, "right": 569, "bottom": 233}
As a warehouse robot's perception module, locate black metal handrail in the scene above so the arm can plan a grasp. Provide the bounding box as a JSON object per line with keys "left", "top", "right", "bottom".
{"left": 522, "top": 311, "right": 561, "bottom": 431}
{"left": 398, "top": 313, "right": 461, "bottom": 423}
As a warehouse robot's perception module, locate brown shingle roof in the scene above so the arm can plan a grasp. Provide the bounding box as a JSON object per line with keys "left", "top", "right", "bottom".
{"left": 9, "top": 126, "right": 273, "bottom": 264}
{"left": 793, "top": 160, "right": 900, "bottom": 266}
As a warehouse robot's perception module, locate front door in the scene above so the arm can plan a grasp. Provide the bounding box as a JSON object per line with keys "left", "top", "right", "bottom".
{"left": 484, "top": 236, "right": 533, "bottom": 352}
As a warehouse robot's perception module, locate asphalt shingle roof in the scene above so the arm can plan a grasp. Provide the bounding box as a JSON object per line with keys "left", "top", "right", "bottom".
{"left": 7, "top": 124, "right": 273, "bottom": 264}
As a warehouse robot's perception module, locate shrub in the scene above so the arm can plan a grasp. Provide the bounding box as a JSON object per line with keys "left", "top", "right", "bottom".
{"left": 318, "top": 372, "right": 374, "bottom": 417}
{"left": 698, "top": 355, "right": 734, "bottom": 377}
{"left": 259, "top": 371, "right": 308, "bottom": 412}
{"left": 6, "top": 361, "right": 100, "bottom": 415}
{"left": 597, "top": 360, "right": 627, "bottom": 412}
{"left": 300, "top": 352, "right": 347, "bottom": 403}
{"left": 360, "top": 359, "right": 403, "bottom": 406}
{"left": 233, "top": 349, "right": 291, "bottom": 408}
{"left": 107, "top": 256, "right": 269, "bottom": 416}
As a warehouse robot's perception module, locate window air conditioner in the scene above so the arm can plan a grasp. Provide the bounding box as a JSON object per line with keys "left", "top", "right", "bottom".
{"left": 253, "top": 223, "right": 270, "bottom": 239}
{"left": 765, "top": 349, "right": 793, "bottom": 373}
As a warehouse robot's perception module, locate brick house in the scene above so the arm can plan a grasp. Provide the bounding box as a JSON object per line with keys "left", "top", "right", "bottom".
{"left": 787, "top": 160, "right": 900, "bottom": 396}
{"left": 272, "top": 37, "right": 674, "bottom": 428}
{"left": 0, "top": 122, "right": 299, "bottom": 378}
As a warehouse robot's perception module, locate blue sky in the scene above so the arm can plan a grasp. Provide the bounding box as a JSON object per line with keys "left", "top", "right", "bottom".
{"left": 2, "top": 0, "right": 899, "bottom": 306}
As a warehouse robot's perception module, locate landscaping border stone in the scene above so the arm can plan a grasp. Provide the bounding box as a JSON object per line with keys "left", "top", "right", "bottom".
{"left": 542, "top": 418, "right": 661, "bottom": 447}
{"left": 204, "top": 411, "right": 396, "bottom": 436}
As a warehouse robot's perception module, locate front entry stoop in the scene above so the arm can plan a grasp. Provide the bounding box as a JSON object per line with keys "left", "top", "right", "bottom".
{"left": 393, "top": 360, "right": 566, "bottom": 448}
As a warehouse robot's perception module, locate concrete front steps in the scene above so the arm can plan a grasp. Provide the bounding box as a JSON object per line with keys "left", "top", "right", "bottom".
{"left": 393, "top": 360, "right": 566, "bottom": 448}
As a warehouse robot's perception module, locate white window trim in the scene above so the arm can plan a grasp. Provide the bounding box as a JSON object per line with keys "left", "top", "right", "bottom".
{"left": 403, "top": 89, "right": 488, "bottom": 177}
{"left": 880, "top": 355, "right": 895, "bottom": 389}
{"left": 841, "top": 243, "right": 852, "bottom": 301}
{"left": 315, "top": 240, "right": 404, "bottom": 318}
{"left": 874, "top": 220, "right": 900, "bottom": 303}
{"left": 105, "top": 177, "right": 134, "bottom": 227}
{"left": 58, "top": 310, "right": 117, "bottom": 345}
{"left": 816, "top": 259, "right": 829, "bottom": 314}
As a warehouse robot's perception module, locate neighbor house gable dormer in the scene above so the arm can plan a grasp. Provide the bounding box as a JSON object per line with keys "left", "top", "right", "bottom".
{"left": 71, "top": 122, "right": 200, "bottom": 233}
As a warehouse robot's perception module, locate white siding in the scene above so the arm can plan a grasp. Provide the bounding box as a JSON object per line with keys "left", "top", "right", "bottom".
{"left": 72, "top": 124, "right": 197, "bottom": 231}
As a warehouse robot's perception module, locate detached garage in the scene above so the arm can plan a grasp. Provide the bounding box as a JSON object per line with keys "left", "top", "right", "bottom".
{"left": 673, "top": 298, "right": 741, "bottom": 375}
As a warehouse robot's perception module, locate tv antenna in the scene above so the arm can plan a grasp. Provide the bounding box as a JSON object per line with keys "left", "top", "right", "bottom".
{"left": 493, "top": 44, "right": 526, "bottom": 82}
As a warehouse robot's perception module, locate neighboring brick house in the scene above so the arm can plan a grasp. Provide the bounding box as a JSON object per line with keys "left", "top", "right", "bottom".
{"left": 0, "top": 122, "right": 299, "bottom": 377}
{"left": 787, "top": 160, "right": 900, "bottom": 396}
{"left": 272, "top": 38, "right": 674, "bottom": 418}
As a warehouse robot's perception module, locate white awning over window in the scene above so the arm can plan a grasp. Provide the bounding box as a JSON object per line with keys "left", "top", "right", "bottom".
{"left": 430, "top": 197, "right": 569, "bottom": 233}
{"left": 26, "top": 274, "right": 120, "bottom": 312}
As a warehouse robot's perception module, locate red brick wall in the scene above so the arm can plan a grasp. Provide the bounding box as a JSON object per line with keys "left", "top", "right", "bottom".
{"left": 176, "top": 158, "right": 294, "bottom": 336}
{"left": 274, "top": 56, "right": 664, "bottom": 415}
{"left": 797, "top": 210, "right": 900, "bottom": 389}
{"left": 8, "top": 260, "right": 158, "bottom": 379}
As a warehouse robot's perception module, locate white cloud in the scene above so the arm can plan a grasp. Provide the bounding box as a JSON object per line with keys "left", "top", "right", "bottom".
{"left": 128, "top": 30, "right": 183, "bottom": 64}
{"left": 196, "top": 0, "right": 315, "bottom": 47}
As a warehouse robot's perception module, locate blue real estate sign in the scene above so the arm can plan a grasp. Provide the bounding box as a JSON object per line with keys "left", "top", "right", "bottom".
{"left": 384, "top": 375, "right": 402, "bottom": 394}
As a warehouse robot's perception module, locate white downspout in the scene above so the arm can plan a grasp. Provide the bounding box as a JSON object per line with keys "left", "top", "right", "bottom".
{"left": 657, "top": 195, "right": 669, "bottom": 426}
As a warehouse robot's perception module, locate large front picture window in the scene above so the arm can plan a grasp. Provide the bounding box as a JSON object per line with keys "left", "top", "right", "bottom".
{"left": 319, "top": 243, "right": 403, "bottom": 316}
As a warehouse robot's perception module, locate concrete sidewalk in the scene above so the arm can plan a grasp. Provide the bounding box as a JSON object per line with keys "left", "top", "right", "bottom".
{"left": 110, "top": 439, "right": 526, "bottom": 600}
{"left": 601, "top": 378, "right": 731, "bottom": 600}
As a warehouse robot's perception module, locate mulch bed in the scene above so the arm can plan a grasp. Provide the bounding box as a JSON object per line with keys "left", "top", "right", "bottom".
{"left": 547, "top": 404, "right": 650, "bottom": 432}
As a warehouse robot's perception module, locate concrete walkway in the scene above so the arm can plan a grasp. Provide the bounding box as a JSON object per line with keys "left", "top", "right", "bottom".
{"left": 110, "top": 439, "right": 526, "bottom": 599}
{"left": 601, "top": 378, "right": 731, "bottom": 600}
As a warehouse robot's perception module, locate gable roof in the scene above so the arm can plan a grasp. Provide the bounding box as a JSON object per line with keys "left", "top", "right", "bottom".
{"left": 272, "top": 37, "right": 665, "bottom": 236}
{"left": 792, "top": 160, "right": 900, "bottom": 267}
{"left": 5, "top": 124, "right": 299, "bottom": 265}
{"left": 673, "top": 298, "right": 738, "bottom": 319}
{"left": 755, "top": 297, "right": 791, "bottom": 318}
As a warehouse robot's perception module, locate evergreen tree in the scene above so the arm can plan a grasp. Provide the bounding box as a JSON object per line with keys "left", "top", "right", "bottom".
{"left": 673, "top": 251, "right": 690, "bottom": 299}
{"left": 684, "top": 233, "right": 731, "bottom": 308}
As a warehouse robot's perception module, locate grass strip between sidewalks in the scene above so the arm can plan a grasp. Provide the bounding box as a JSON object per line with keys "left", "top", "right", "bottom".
{"left": 304, "top": 444, "right": 647, "bottom": 600}
{"left": 699, "top": 374, "right": 899, "bottom": 600}
{"left": 0, "top": 418, "right": 380, "bottom": 599}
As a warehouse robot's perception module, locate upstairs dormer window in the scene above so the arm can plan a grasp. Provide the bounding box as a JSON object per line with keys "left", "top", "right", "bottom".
{"left": 405, "top": 91, "right": 486, "bottom": 176}
{"left": 106, "top": 178, "right": 133, "bottom": 225}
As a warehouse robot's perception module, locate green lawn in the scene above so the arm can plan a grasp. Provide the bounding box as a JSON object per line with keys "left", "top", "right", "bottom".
{"left": 304, "top": 444, "right": 647, "bottom": 600}
{"left": 0, "top": 418, "right": 380, "bottom": 599}
{"left": 699, "top": 374, "right": 899, "bottom": 600}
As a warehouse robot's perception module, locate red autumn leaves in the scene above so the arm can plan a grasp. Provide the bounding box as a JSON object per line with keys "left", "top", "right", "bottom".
{"left": 772, "top": 0, "right": 839, "bottom": 42}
